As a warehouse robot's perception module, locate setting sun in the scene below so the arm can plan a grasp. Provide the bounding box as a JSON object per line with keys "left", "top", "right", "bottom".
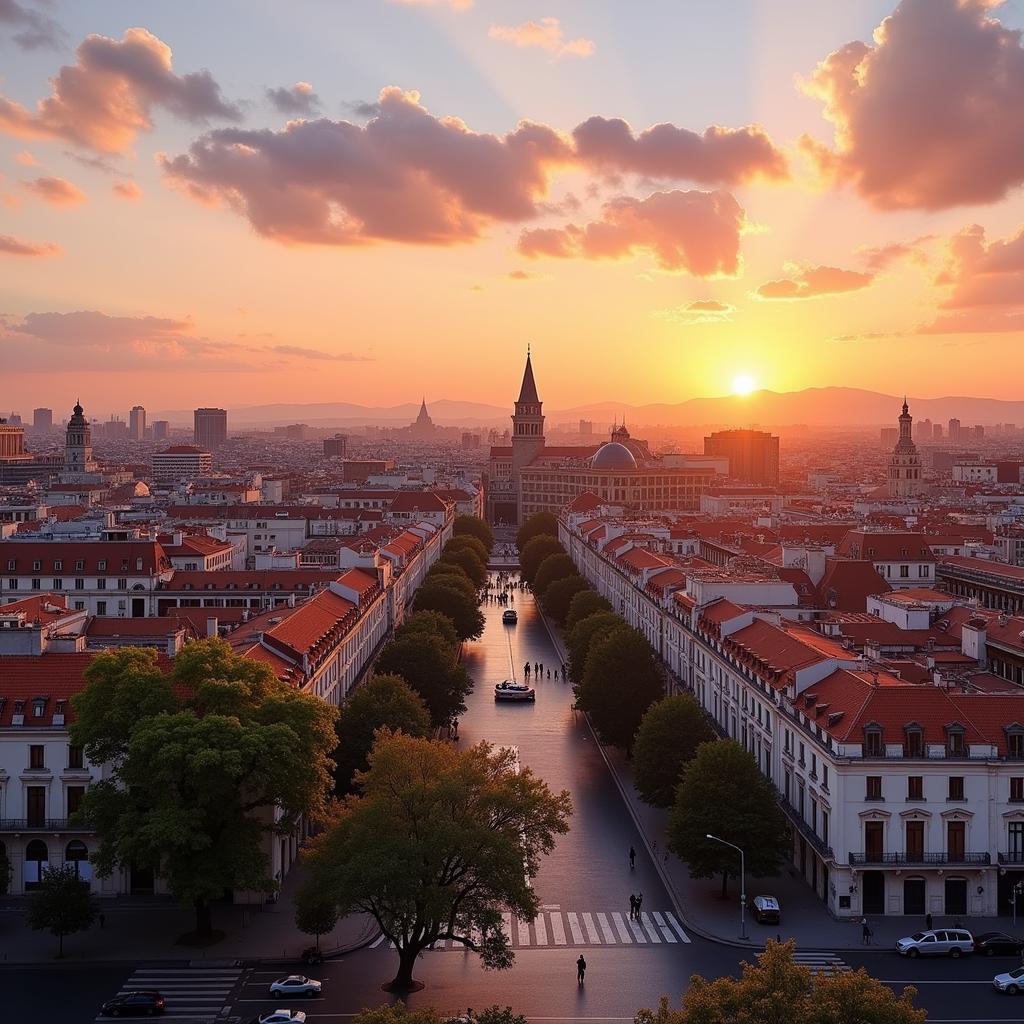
{"left": 731, "top": 373, "right": 757, "bottom": 396}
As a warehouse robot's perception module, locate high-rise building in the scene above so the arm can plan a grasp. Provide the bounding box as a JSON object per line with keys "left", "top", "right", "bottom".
{"left": 152, "top": 420, "right": 170, "bottom": 441}
{"left": 410, "top": 398, "right": 437, "bottom": 439}
{"left": 914, "top": 418, "right": 932, "bottom": 443}
{"left": 880, "top": 427, "right": 898, "bottom": 447}
{"left": 32, "top": 407, "right": 52, "bottom": 432}
{"left": 703, "top": 429, "right": 780, "bottom": 486}
{"left": 194, "top": 407, "right": 228, "bottom": 448}
{"left": 579, "top": 419, "right": 594, "bottom": 435}
{"left": 933, "top": 423, "right": 943, "bottom": 440}
{"left": 323, "top": 434, "right": 348, "bottom": 458}
{"left": 948, "top": 418, "right": 961, "bottom": 441}
{"left": 152, "top": 445, "right": 213, "bottom": 481}
{"left": 129, "top": 405, "right": 146, "bottom": 441}
{"left": 975, "top": 425, "right": 985, "bottom": 439}
{"left": 887, "top": 398, "right": 924, "bottom": 498}
{"left": 0, "top": 418, "right": 26, "bottom": 460}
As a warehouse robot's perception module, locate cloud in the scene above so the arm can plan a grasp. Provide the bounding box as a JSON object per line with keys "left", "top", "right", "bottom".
{"left": 270, "top": 344, "right": 370, "bottom": 361}
{"left": 161, "top": 87, "right": 572, "bottom": 246}
{"left": 13, "top": 150, "right": 39, "bottom": 166}
{"left": 0, "top": 27, "right": 241, "bottom": 154}
{"left": 508, "top": 269, "right": 540, "bottom": 280}
{"left": 391, "top": 0, "right": 473, "bottom": 8}
{"left": 0, "top": 232, "right": 60, "bottom": 256}
{"left": 517, "top": 189, "right": 746, "bottom": 276}
{"left": 755, "top": 264, "right": 874, "bottom": 300}
{"left": 652, "top": 299, "right": 736, "bottom": 325}
{"left": 488, "top": 18, "right": 595, "bottom": 58}
{"left": 112, "top": 179, "right": 142, "bottom": 200}
{"left": 573, "top": 116, "right": 788, "bottom": 185}
{"left": 266, "top": 81, "right": 320, "bottom": 116}
{"left": 858, "top": 235, "right": 934, "bottom": 271}
{"left": 801, "top": 0, "right": 1024, "bottom": 209}
{"left": 22, "top": 174, "right": 86, "bottom": 206}
{"left": 0, "top": 0, "right": 64, "bottom": 50}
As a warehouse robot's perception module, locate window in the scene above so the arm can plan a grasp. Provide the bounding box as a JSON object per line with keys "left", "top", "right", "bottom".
{"left": 906, "top": 820, "right": 925, "bottom": 860}
{"left": 866, "top": 776, "right": 883, "bottom": 800}
{"left": 120, "top": 560, "right": 129, "bottom": 571}
{"left": 117, "top": 578, "right": 127, "bottom": 590}
{"left": 97, "top": 560, "right": 106, "bottom": 571}
{"left": 29, "top": 744, "right": 45, "bottom": 769}
{"left": 75, "top": 560, "right": 84, "bottom": 571}
{"left": 5, "top": 559, "right": 14, "bottom": 571}
{"left": 798, "top": 741, "right": 805, "bottom": 766}
{"left": 948, "top": 777, "right": 965, "bottom": 800}
{"left": 97, "top": 601, "right": 106, "bottom": 615}
{"left": 31, "top": 578, "right": 40, "bottom": 591}
{"left": 905, "top": 725, "right": 924, "bottom": 757}
{"left": 66, "top": 786, "right": 85, "bottom": 816}
{"left": 1011, "top": 778, "right": 1024, "bottom": 802}
{"left": 919, "top": 565, "right": 929, "bottom": 578}
{"left": 1008, "top": 729, "right": 1024, "bottom": 759}
{"left": 908, "top": 776, "right": 924, "bottom": 800}
{"left": 96, "top": 578, "right": 106, "bottom": 590}
{"left": 51, "top": 578, "right": 62, "bottom": 590}
{"left": 864, "top": 725, "right": 883, "bottom": 757}
{"left": 7, "top": 579, "right": 15, "bottom": 590}
{"left": 946, "top": 725, "right": 966, "bottom": 757}
{"left": 74, "top": 579, "right": 84, "bottom": 590}
{"left": 822, "top": 810, "right": 829, "bottom": 846}
{"left": 53, "top": 560, "right": 62, "bottom": 571}
{"left": 822, "top": 764, "right": 829, "bottom": 790}
{"left": 136, "top": 558, "right": 143, "bottom": 571}
{"left": 31, "top": 560, "right": 40, "bottom": 571}
{"left": 67, "top": 745, "right": 83, "bottom": 769}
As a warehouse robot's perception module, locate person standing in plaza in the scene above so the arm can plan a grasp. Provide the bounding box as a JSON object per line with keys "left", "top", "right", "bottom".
{"left": 576, "top": 954, "right": 586, "bottom": 985}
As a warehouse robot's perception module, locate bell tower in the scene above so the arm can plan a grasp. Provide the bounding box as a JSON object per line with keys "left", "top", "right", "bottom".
{"left": 511, "top": 348, "right": 546, "bottom": 522}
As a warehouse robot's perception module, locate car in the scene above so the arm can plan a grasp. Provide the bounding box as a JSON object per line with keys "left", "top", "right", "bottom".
{"left": 993, "top": 966, "right": 1024, "bottom": 994}
{"left": 100, "top": 990, "right": 166, "bottom": 1017}
{"left": 269, "top": 976, "right": 322, "bottom": 997}
{"left": 752, "top": 895, "right": 780, "bottom": 924}
{"left": 256, "top": 1012, "right": 307, "bottom": 1024}
{"left": 896, "top": 928, "right": 974, "bottom": 958}
{"left": 974, "top": 931, "right": 1024, "bottom": 956}
{"left": 502, "top": 609, "right": 518, "bottom": 624}
{"left": 494, "top": 680, "right": 535, "bottom": 702}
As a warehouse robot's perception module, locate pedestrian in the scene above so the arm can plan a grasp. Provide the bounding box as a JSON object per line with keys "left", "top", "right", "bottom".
{"left": 99, "top": 911, "right": 105, "bottom": 930}
{"left": 636, "top": 892, "right": 643, "bottom": 920}
{"left": 861, "top": 917, "right": 871, "bottom": 945}
{"left": 629, "top": 846, "right": 636, "bottom": 869}
{"left": 925, "top": 912, "right": 932, "bottom": 930}
{"left": 629, "top": 894, "right": 637, "bottom": 920}
{"left": 554, "top": 669, "right": 559, "bottom": 681}
{"left": 576, "top": 954, "right": 586, "bottom": 985}
{"left": 547, "top": 669, "right": 550, "bottom": 679}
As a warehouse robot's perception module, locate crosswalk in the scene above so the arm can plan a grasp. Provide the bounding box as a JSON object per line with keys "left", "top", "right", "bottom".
{"left": 96, "top": 966, "right": 244, "bottom": 1023}
{"left": 368, "top": 909, "right": 690, "bottom": 950}
{"left": 792, "top": 951, "right": 851, "bottom": 974}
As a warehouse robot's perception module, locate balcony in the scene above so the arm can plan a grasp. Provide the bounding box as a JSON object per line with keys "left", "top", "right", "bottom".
{"left": 849, "top": 851, "right": 991, "bottom": 867}
{"left": 778, "top": 796, "right": 834, "bottom": 860}
{"left": 0, "top": 818, "right": 91, "bottom": 832}
{"left": 998, "top": 852, "right": 1024, "bottom": 865}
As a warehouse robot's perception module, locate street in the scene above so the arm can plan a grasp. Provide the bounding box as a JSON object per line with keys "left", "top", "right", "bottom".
{"left": 11, "top": 573, "right": 1024, "bottom": 1024}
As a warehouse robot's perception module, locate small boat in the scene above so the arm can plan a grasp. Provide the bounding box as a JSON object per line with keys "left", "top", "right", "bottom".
{"left": 502, "top": 609, "right": 518, "bottom": 625}
{"left": 494, "top": 680, "right": 536, "bottom": 702}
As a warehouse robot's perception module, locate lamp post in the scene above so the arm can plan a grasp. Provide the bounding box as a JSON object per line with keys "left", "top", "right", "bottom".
{"left": 707, "top": 833, "right": 747, "bottom": 939}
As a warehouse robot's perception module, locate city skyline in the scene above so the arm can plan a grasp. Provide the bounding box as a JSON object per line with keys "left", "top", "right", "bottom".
{"left": 2, "top": 0, "right": 1024, "bottom": 410}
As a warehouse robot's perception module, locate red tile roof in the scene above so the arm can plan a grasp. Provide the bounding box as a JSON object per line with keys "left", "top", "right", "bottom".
{"left": 0, "top": 541, "right": 170, "bottom": 575}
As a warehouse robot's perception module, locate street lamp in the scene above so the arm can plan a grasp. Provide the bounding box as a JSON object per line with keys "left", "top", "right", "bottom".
{"left": 707, "top": 833, "right": 747, "bottom": 939}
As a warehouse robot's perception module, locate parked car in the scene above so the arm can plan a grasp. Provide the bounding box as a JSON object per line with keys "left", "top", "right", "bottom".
{"left": 300, "top": 946, "right": 323, "bottom": 966}
{"left": 993, "top": 966, "right": 1024, "bottom": 994}
{"left": 269, "top": 976, "right": 322, "bottom": 997}
{"left": 974, "top": 932, "right": 1024, "bottom": 956}
{"left": 100, "top": 991, "right": 166, "bottom": 1017}
{"left": 494, "top": 680, "right": 535, "bottom": 702}
{"left": 256, "top": 1012, "right": 307, "bottom": 1024}
{"left": 502, "top": 609, "right": 518, "bottom": 624}
{"left": 896, "top": 928, "right": 974, "bottom": 958}
{"left": 752, "top": 895, "right": 780, "bottom": 924}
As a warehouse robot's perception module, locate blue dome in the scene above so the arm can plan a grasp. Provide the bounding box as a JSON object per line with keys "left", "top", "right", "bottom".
{"left": 592, "top": 441, "right": 637, "bottom": 471}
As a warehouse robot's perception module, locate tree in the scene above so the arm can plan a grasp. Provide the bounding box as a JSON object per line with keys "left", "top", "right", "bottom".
{"left": 437, "top": 547, "right": 488, "bottom": 589}
{"left": 476, "top": 1009, "right": 528, "bottom": 1024}
{"left": 516, "top": 512, "right": 558, "bottom": 553}
{"left": 633, "top": 696, "right": 716, "bottom": 807}
{"left": 425, "top": 566, "right": 477, "bottom": 603}
{"left": 565, "top": 589, "right": 612, "bottom": 633}
{"left": 295, "top": 892, "right": 340, "bottom": 953}
{"left": 634, "top": 940, "right": 925, "bottom": 1024}
{"left": 376, "top": 634, "right": 473, "bottom": 728}
{"left": 333, "top": 674, "right": 431, "bottom": 792}
{"left": 532, "top": 553, "right": 578, "bottom": 599}
{"left": 577, "top": 625, "right": 664, "bottom": 751}
{"left": 351, "top": 1005, "right": 443, "bottom": 1024}
{"left": 454, "top": 514, "right": 494, "bottom": 552}
{"left": 26, "top": 865, "right": 98, "bottom": 958}
{"left": 668, "top": 740, "right": 790, "bottom": 897}
{"left": 394, "top": 609, "right": 459, "bottom": 654}
{"left": 414, "top": 582, "right": 485, "bottom": 642}
{"left": 300, "top": 732, "right": 572, "bottom": 991}
{"left": 519, "top": 535, "right": 563, "bottom": 588}
{"left": 71, "top": 640, "right": 337, "bottom": 938}
{"left": 566, "top": 611, "right": 622, "bottom": 683}
{"left": 445, "top": 534, "right": 490, "bottom": 567}
{"left": 541, "top": 575, "right": 591, "bottom": 625}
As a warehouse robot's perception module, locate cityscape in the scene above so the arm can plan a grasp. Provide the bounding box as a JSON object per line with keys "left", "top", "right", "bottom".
{"left": 3, "top": 3, "right": 1024, "bottom": 1024}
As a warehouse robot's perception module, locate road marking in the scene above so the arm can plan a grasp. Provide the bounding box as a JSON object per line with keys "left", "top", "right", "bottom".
{"left": 595, "top": 912, "right": 615, "bottom": 944}
{"left": 651, "top": 911, "right": 676, "bottom": 943}
{"left": 369, "top": 934, "right": 385, "bottom": 948}
{"left": 792, "top": 952, "right": 851, "bottom": 974}
{"left": 664, "top": 911, "right": 691, "bottom": 943}
{"left": 518, "top": 914, "right": 531, "bottom": 946}
{"left": 567, "top": 912, "right": 585, "bottom": 944}
{"left": 629, "top": 914, "right": 648, "bottom": 943}
{"left": 581, "top": 912, "right": 601, "bottom": 944}
{"left": 550, "top": 911, "right": 567, "bottom": 945}
{"left": 97, "top": 966, "right": 243, "bottom": 1022}
{"left": 534, "top": 913, "right": 548, "bottom": 945}
{"left": 639, "top": 912, "right": 661, "bottom": 942}
{"left": 610, "top": 912, "right": 633, "bottom": 943}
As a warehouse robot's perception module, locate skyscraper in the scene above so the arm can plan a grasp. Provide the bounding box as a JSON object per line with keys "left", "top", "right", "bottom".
{"left": 32, "top": 407, "right": 52, "bottom": 432}
{"left": 703, "top": 429, "right": 780, "bottom": 486}
{"left": 129, "top": 405, "right": 146, "bottom": 441}
{"left": 194, "top": 407, "right": 228, "bottom": 447}
{"left": 948, "top": 418, "right": 961, "bottom": 441}
{"left": 152, "top": 420, "right": 170, "bottom": 441}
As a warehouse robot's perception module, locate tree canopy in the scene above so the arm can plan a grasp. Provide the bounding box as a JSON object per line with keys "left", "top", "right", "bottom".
{"left": 300, "top": 732, "right": 572, "bottom": 990}
{"left": 668, "top": 740, "right": 790, "bottom": 896}
{"left": 70, "top": 639, "right": 337, "bottom": 936}
{"left": 445, "top": 534, "right": 490, "bottom": 567}
{"left": 516, "top": 512, "right": 559, "bottom": 553}
{"left": 26, "top": 864, "right": 99, "bottom": 958}
{"left": 454, "top": 514, "right": 494, "bottom": 551}
{"left": 633, "top": 696, "right": 716, "bottom": 807}
{"left": 541, "top": 575, "right": 591, "bottom": 625}
{"left": 333, "top": 674, "right": 431, "bottom": 793}
{"left": 375, "top": 633, "right": 473, "bottom": 727}
{"left": 413, "top": 581, "right": 485, "bottom": 643}
{"left": 565, "top": 589, "right": 612, "bottom": 633}
{"left": 424, "top": 565, "right": 477, "bottom": 603}
{"left": 393, "top": 609, "right": 459, "bottom": 654}
{"left": 634, "top": 940, "right": 926, "bottom": 1024}
{"left": 437, "top": 547, "right": 488, "bottom": 589}
{"left": 577, "top": 625, "right": 664, "bottom": 751}
{"left": 532, "top": 552, "right": 578, "bottom": 599}
{"left": 566, "top": 610, "right": 622, "bottom": 683}
{"left": 519, "top": 534, "right": 563, "bottom": 588}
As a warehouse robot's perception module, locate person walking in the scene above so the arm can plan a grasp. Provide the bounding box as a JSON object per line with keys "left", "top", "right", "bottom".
{"left": 554, "top": 669, "right": 559, "bottom": 681}
{"left": 629, "top": 894, "right": 637, "bottom": 920}
{"left": 925, "top": 912, "right": 933, "bottom": 931}
{"left": 629, "top": 846, "right": 636, "bottom": 869}
{"left": 576, "top": 954, "right": 587, "bottom": 985}
{"left": 635, "top": 892, "right": 643, "bottom": 921}
{"left": 861, "top": 917, "right": 871, "bottom": 945}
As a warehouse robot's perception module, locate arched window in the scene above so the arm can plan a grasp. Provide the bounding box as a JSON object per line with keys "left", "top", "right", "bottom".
{"left": 65, "top": 840, "right": 91, "bottom": 880}
{"left": 24, "top": 839, "right": 48, "bottom": 889}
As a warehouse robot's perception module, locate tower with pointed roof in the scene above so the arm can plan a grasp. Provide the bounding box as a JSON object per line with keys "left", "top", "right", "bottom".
{"left": 511, "top": 348, "right": 546, "bottom": 505}
{"left": 887, "top": 397, "right": 924, "bottom": 498}
{"left": 411, "top": 396, "right": 436, "bottom": 438}
{"left": 62, "top": 399, "right": 97, "bottom": 481}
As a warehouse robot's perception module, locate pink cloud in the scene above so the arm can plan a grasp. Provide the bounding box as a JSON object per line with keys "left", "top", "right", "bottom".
{"left": 574, "top": 116, "right": 787, "bottom": 185}
{"left": 517, "top": 189, "right": 746, "bottom": 276}
{"left": 112, "top": 179, "right": 142, "bottom": 201}
{"left": 652, "top": 299, "right": 735, "bottom": 325}
{"left": 0, "top": 232, "right": 60, "bottom": 256}
{"left": 13, "top": 150, "right": 39, "bottom": 166}
{"left": 21, "top": 175, "right": 86, "bottom": 206}
{"left": 756, "top": 265, "right": 874, "bottom": 300}
{"left": 489, "top": 18, "right": 595, "bottom": 58}
{"left": 0, "top": 0, "right": 64, "bottom": 50}
{"left": 858, "top": 235, "right": 935, "bottom": 271}
{"left": 0, "top": 27, "right": 241, "bottom": 155}
{"left": 266, "top": 81, "right": 320, "bottom": 115}
{"left": 801, "top": 0, "right": 1024, "bottom": 209}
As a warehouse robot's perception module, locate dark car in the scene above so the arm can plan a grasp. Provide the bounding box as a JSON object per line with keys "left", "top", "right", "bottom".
{"left": 974, "top": 932, "right": 1024, "bottom": 956}
{"left": 100, "top": 990, "right": 166, "bottom": 1017}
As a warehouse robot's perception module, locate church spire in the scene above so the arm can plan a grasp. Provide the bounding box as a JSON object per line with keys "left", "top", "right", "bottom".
{"left": 517, "top": 347, "right": 540, "bottom": 405}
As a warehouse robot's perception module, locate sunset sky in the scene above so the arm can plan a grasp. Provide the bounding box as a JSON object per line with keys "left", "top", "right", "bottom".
{"left": 1, "top": 0, "right": 1023, "bottom": 415}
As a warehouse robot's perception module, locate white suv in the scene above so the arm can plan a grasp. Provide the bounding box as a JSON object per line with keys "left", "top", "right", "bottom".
{"left": 896, "top": 928, "right": 974, "bottom": 958}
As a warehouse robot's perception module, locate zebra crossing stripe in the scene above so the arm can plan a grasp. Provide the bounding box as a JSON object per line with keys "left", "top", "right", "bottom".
{"left": 664, "top": 911, "right": 691, "bottom": 943}
{"left": 629, "top": 914, "right": 648, "bottom": 942}
{"left": 652, "top": 911, "right": 676, "bottom": 943}
{"left": 517, "top": 915, "right": 531, "bottom": 946}
{"left": 534, "top": 914, "right": 548, "bottom": 945}
{"left": 610, "top": 912, "right": 633, "bottom": 943}
{"left": 566, "top": 912, "right": 585, "bottom": 944}
{"left": 595, "top": 912, "right": 615, "bottom": 944}
{"left": 640, "top": 913, "right": 661, "bottom": 942}
{"left": 549, "top": 912, "right": 567, "bottom": 945}
{"left": 581, "top": 912, "right": 601, "bottom": 944}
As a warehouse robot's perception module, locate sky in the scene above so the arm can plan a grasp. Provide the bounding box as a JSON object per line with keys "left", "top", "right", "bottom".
{"left": 1, "top": 0, "right": 1024, "bottom": 416}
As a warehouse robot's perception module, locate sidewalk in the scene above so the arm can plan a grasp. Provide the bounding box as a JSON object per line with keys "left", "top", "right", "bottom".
{"left": 0, "top": 868, "right": 378, "bottom": 964}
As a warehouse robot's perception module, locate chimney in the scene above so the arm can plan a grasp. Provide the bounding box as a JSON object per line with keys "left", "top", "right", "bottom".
{"left": 206, "top": 616, "right": 219, "bottom": 638}
{"left": 172, "top": 530, "right": 183, "bottom": 547}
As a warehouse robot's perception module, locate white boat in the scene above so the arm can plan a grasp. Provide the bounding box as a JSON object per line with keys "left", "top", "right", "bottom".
{"left": 494, "top": 680, "right": 535, "bottom": 702}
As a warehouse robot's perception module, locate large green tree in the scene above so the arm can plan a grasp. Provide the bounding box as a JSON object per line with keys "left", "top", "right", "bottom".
{"left": 393, "top": 609, "right": 459, "bottom": 655}
{"left": 424, "top": 565, "right": 478, "bottom": 603}
{"left": 634, "top": 940, "right": 925, "bottom": 1024}
{"left": 541, "top": 575, "right": 591, "bottom": 625}
{"left": 295, "top": 891, "right": 340, "bottom": 953}
{"left": 437, "top": 547, "right": 488, "bottom": 589}
{"left": 301, "top": 732, "right": 572, "bottom": 990}
{"left": 532, "top": 553, "right": 578, "bottom": 599}
{"left": 413, "top": 582, "right": 485, "bottom": 642}
{"left": 445, "top": 534, "right": 490, "bottom": 567}
{"left": 516, "top": 512, "right": 559, "bottom": 553}
{"left": 565, "top": 589, "right": 612, "bottom": 633}
{"left": 333, "top": 674, "right": 431, "bottom": 792}
{"left": 633, "top": 696, "right": 716, "bottom": 807}
{"left": 453, "top": 514, "right": 494, "bottom": 551}
{"left": 519, "top": 535, "right": 563, "bottom": 588}
{"left": 577, "top": 625, "right": 664, "bottom": 751}
{"left": 375, "top": 634, "right": 473, "bottom": 727}
{"left": 566, "top": 610, "right": 622, "bottom": 683}
{"left": 668, "top": 740, "right": 790, "bottom": 897}
{"left": 71, "top": 640, "right": 337, "bottom": 937}
{"left": 26, "top": 865, "right": 99, "bottom": 958}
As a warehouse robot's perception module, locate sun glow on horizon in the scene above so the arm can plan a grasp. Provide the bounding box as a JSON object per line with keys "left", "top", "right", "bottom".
{"left": 731, "top": 372, "right": 757, "bottom": 396}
